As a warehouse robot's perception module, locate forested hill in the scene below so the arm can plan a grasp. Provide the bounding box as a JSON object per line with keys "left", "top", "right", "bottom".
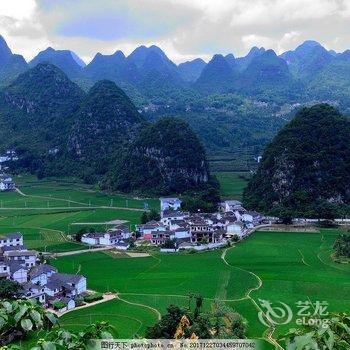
{"left": 2, "top": 35, "right": 350, "bottom": 171}
{"left": 103, "top": 118, "right": 209, "bottom": 194}
{"left": 243, "top": 104, "right": 350, "bottom": 218}
{"left": 0, "top": 64, "right": 210, "bottom": 194}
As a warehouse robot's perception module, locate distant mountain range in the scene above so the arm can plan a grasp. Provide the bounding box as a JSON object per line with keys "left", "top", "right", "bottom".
{"left": 1, "top": 34, "right": 350, "bottom": 174}
{"left": 1, "top": 35, "right": 350, "bottom": 107}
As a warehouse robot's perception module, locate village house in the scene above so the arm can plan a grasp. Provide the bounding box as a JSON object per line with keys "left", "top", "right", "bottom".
{"left": 81, "top": 226, "right": 131, "bottom": 246}
{"left": 161, "top": 210, "right": 187, "bottom": 226}
{"left": 3, "top": 250, "right": 38, "bottom": 268}
{"left": 136, "top": 221, "right": 167, "bottom": 241}
{"left": 0, "top": 173, "right": 16, "bottom": 191}
{"left": 0, "top": 232, "right": 23, "bottom": 247}
{"left": 221, "top": 200, "right": 243, "bottom": 213}
{"left": 0, "top": 233, "right": 87, "bottom": 310}
{"left": 159, "top": 197, "right": 182, "bottom": 217}
{"left": 226, "top": 222, "right": 247, "bottom": 239}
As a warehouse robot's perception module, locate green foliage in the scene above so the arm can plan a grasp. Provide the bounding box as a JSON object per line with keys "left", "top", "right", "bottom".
{"left": 333, "top": 234, "right": 350, "bottom": 259}
{"left": 281, "top": 313, "right": 350, "bottom": 350}
{"left": 83, "top": 293, "right": 103, "bottom": 303}
{"left": 52, "top": 300, "right": 66, "bottom": 310}
{"left": 244, "top": 104, "right": 350, "bottom": 217}
{"left": 145, "top": 297, "right": 247, "bottom": 339}
{"left": 161, "top": 239, "right": 177, "bottom": 249}
{"left": 0, "top": 280, "right": 21, "bottom": 299}
{"left": 182, "top": 176, "right": 220, "bottom": 213}
{"left": 140, "top": 209, "right": 160, "bottom": 224}
{"left": 104, "top": 117, "right": 210, "bottom": 195}
{"left": 0, "top": 299, "right": 58, "bottom": 346}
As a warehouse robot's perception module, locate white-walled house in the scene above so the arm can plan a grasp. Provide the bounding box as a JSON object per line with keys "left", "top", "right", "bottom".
{"left": 22, "top": 283, "right": 46, "bottom": 304}
{"left": 9, "top": 262, "right": 28, "bottom": 283}
{"left": 0, "top": 174, "right": 15, "bottom": 191}
{"left": 160, "top": 198, "right": 182, "bottom": 217}
{"left": 161, "top": 211, "right": 187, "bottom": 227}
{"left": 29, "top": 264, "right": 57, "bottom": 286}
{"left": 222, "top": 200, "right": 243, "bottom": 213}
{"left": 226, "top": 222, "right": 246, "bottom": 238}
{"left": 0, "top": 233, "right": 23, "bottom": 248}
{"left": 4, "top": 250, "right": 37, "bottom": 268}
{"left": 0, "top": 261, "right": 10, "bottom": 279}
{"left": 172, "top": 228, "right": 191, "bottom": 240}
{"left": 81, "top": 228, "right": 131, "bottom": 246}
{"left": 51, "top": 273, "right": 87, "bottom": 296}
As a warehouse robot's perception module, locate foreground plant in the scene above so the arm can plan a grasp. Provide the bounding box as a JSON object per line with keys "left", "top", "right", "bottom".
{"left": 30, "top": 321, "right": 115, "bottom": 350}
{"left": 281, "top": 313, "right": 350, "bottom": 350}
{"left": 0, "top": 299, "right": 57, "bottom": 346}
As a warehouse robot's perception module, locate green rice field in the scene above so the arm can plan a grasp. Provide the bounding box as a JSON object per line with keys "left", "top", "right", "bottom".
{"left": 214, "top": 172, "right": 250, "bottom": 200}
{"left": 51, "top": 228, "right": 350, "bottom": 348}
{"left": 0, "top": 176, "right": 157, "bottom": 252}
{"left": 2, "top": 176, "right": 349, "bottom": 349}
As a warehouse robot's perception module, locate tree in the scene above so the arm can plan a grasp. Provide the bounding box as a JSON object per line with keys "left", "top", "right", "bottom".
{"left": 333, "top": 234, "right": 350, "bottom": 258}
{"left": 140, "top": 209, "right": 160, "bottom": 224}
{"left": 75, "top": 227, "right": 95, "bottom": 242}
{"left": 145, "top": 305, "right": 185, "bottom": 338}
{"left": 145, "top": 296, "right": 247, "bottom": 340}
{"left": 0, "top": 279, "right": 21, "bottom": 299}
{"left": 230, "top": 314, "right": 247, "bottom": 339}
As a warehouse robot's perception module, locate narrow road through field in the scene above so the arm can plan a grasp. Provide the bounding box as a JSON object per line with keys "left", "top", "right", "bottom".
{"left": 53, "top": 246, "right": 116, "bottom": 257}
{"left": 117, "top": 293, "right": 161, "bottom": 320}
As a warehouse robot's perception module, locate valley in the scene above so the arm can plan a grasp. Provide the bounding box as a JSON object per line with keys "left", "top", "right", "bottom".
{"left": 1, "top": 176, "right": 349, "bottom": 349}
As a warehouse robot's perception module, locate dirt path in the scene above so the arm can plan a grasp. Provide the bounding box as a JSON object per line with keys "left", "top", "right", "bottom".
{"left": 50, "top": 293, "right": 116, "bottom": 317}
{"left": 53, "top": 246, "right": 115, "bottom": 257}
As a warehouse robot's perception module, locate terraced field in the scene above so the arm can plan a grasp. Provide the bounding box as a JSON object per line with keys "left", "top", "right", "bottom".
{"left": 51, "top": 229, "right": 350, "bottom": 349}
{"left": 0, "top": 176, "right": 157, "bottom": 252}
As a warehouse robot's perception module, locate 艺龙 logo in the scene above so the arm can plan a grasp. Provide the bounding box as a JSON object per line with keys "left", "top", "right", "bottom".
{"left": 258, "top": 299, "right": 293, "bottom": 326}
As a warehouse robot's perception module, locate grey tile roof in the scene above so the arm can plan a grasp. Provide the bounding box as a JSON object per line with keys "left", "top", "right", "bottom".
{"left": 8, "top": 261, "right": 27, "bottom": 273}
{"left": 50, "top": 273, "right": 85, "bottom": 285}
{"left": 4, "top": 250, "right": 37, "bottom": 257}
{"left": 29, "top": 264, "right": 57, "bottom": 278}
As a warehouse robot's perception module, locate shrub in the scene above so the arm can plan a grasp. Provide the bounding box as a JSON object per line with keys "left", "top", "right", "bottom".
{"left": 83, "top": 293, "right": 103, "bottom": 303}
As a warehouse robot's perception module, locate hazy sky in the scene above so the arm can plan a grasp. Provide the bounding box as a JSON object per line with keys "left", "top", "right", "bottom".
{"left": 1, "top": 0, "right": 350, "bottom": 64}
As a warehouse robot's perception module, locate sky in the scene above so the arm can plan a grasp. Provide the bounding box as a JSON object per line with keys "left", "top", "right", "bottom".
{"left": 0, "top": 0, "right": 350, "bottom": 64}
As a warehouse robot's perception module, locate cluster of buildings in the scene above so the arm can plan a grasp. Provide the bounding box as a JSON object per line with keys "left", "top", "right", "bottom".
{"left": 80, "top": 226, "right": 131, "bottom": 249}
{"left": 75, "top": 198, "right": 263, "bottom": 252}
{"left": 0, "top": 233, "right": 87, "bottom": 312}
{"left": 135, "top": 198, "right": 263, "bottom": 249}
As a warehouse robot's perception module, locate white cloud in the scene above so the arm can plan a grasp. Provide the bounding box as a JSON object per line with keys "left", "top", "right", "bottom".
{"left": 241, "top": 34, "right": 274, "bottom": 50}
{"left": 0, "top": 0, "right": 37, "bottom": 20}
{"left": 0, "top": 0, "right": 350, "bottom": 63}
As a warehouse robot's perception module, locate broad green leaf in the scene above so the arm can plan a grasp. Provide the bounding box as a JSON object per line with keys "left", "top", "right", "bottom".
{"left": 21, "top": 318, "right": 33, "bottom": 331}
{"left": 14, "top": 305, "right": 29, "bottom": 322}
